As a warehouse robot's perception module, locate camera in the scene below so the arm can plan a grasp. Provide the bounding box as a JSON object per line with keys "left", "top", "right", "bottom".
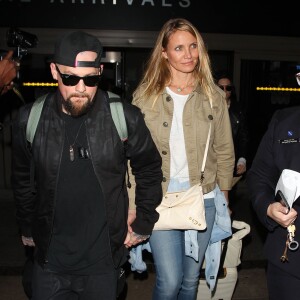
{"left": 7, "top": 28, "right": 38, "bottom": 49}
{"left": 6, "top": 28, "right": 38, "bottom": 59}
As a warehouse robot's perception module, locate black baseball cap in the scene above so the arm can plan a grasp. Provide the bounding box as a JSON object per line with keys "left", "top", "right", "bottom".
{"left": 53, "top": 31, "right": 103, "bottom": 68}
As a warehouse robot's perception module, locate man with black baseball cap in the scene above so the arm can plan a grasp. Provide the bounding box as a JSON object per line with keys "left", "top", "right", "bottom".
{"left": 50, "top": 30, "right": 104, "bottom": 116}
{"left": 11, "top": 31, "right": 162, "bottom": 299}
{"left": 53, "top": 31, "right": 102, "bottom": 68}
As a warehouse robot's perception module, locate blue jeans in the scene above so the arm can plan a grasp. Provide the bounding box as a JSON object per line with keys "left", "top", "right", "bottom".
{"left": 149, "top": 197, "right": 216, "bottom": 300}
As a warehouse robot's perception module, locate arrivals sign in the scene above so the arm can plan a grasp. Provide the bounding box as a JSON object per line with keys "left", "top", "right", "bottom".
{"left": 0, "top": 0, "right": 298, "bottom": 37}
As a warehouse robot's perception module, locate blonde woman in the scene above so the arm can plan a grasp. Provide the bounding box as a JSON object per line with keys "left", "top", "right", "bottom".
{"left": 131, "top": 18, "right": 234, "bottom": 299}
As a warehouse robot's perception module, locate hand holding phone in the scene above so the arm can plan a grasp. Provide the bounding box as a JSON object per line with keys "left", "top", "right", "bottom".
{"left": 275, "top": 190, "right": 290, "bottom": 213}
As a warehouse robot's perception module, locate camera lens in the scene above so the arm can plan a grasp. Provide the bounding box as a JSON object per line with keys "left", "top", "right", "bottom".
{"left": 6, "top": 28, "right": 38, "bottom": 49}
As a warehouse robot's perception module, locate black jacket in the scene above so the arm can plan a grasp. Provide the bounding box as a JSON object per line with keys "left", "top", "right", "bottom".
{"left": 11, "top": 90, "right": 162, "bottom": 268}
{"left": 247, "top": 106, "right": 300, "bottom": 278}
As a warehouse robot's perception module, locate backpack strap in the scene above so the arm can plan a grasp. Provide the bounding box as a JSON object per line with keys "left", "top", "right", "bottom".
{"left": 106, "top": 91, "right": 131, "bottom": 188}
{"left": 109, "top": 102, "right": 128, "bottom": 142}
{"left": 26, "top": 93, "right": 48, "bottom": 144}
{"left": 25, "top": 93, "right": 48, "bottom": 192}
{"left": 26, "top": 91, "right": 128, "bottom": 145}
{"left": 107, "top": 92, "right": 128, "bottom": 142}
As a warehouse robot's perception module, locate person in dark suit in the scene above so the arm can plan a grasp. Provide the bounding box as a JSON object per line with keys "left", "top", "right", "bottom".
{"left": 216, "top": 73, "right": 248, "bottom": 186}
{"left": 247, "top": 73, "right": 300, "bottom": 299}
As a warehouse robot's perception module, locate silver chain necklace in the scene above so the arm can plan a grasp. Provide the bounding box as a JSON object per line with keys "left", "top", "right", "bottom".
{"left": 65, "top": 121, "right": 85, "bottom": 162}
{"left": 169, "top": 81, "right": 195, "bottom": 93}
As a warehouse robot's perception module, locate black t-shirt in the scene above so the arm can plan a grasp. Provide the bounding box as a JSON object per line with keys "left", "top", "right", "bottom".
{"left": 47, "top": 113, "right": 112, "bottom": 275}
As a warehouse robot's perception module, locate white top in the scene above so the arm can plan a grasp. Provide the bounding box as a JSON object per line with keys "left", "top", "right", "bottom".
{"left": 167, "top": 87, "right": 189, "bottom": 183}
{"left": 166, "top": 87, "right": 215, "bottom": 199}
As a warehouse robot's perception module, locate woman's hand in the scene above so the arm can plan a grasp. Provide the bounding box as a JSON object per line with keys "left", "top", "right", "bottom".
{"left": 21, "top": 235, "right": 35, "bottom": 247}
{"left": 236, "top": 162, "right": 246, "bottom": 175}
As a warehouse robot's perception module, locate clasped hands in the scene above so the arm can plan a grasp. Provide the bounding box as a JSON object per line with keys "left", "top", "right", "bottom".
{"left": 124, "top": 209, "right": 149, "bottom": 248}
{"left": 21, "top": 209, "right": 148, "bottom": 249}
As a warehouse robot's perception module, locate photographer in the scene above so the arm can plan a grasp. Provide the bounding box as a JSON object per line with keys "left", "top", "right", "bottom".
{"left": 0, "top": 50, "right": 19, "bottom": 96}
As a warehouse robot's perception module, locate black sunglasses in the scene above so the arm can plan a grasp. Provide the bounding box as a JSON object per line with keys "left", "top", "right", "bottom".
{"left": 218, "top": 85, "right": 233, "bottom": 92}
{"left": 55, "top": 65, "right": 101, "bottom": 87}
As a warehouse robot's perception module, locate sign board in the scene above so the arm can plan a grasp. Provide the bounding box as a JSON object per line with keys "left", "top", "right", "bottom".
{"left": 0, "top": 0, "right": 299, "bottom": 37}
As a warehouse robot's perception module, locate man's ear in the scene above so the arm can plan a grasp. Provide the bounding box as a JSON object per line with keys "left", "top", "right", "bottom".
{"left": 50, "top": 63, "right": 58, "bottom": 80}
{"left": 100, "top": 64, "right": 104, "bottom": 75}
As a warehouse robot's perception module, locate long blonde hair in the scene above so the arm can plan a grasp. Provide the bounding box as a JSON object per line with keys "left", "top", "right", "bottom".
{"left": 133, "top": 18, "right": 216, "bottom": 103}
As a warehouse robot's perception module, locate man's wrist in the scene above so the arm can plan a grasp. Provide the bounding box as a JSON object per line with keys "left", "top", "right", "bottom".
{"left": 132, "top": 232, "right": 150, "bottom": 240}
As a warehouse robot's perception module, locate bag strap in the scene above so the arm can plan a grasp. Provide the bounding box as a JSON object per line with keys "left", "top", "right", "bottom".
{"left": 106, "top": 91, "right": 130, "bottom": 188}
{"left": 108, "top": 93, "right": 128, "bottom": 142}
{"left": 200, "top": 98, "right": 213, "bottom": 183}
{"left": 26, "top": 93, "right": 48, "bottom": 144}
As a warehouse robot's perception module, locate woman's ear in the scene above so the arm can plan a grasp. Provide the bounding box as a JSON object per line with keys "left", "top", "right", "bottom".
{"left": 162, "top": 48, "right": 168, "bottom": 60}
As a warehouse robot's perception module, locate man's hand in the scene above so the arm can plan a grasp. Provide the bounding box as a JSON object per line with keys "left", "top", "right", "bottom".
{"left": 124, "top": 231, "right": 149, "bottom": 248}
{"left": 125, "top": 209, "right": 136, "bottom": 244}
{"left": 124, "top": 209, "right": 149, "bottom": 248}
{"left": 0, "top": 50, "right": 19, "bottom": 95}
{"left": 267, "top": 202, "right": 298, "bottom": 228}
{"left": 21, "top": 235, "right": 35, "bottom": 247}
{"left": 127, "top": 209, "right": 136, "bottom": 227}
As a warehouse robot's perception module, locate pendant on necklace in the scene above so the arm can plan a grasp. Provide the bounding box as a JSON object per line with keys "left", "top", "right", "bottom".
{"left": 69, "top": 146, "right": 75, "bottom": 162}
{"left": 177, "top": 87, "right": 182, "bottom": 92}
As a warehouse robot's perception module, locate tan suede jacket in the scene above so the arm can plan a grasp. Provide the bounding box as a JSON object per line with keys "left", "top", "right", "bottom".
{"left": 129, "top": 85, "right": 234, "bottom": 208}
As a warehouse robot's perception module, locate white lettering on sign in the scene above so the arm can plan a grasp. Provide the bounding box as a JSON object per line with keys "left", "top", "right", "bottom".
{"left": 162, "top": 0, "right": 171, "bottom": 7}
{"left": 2, "top": 0, "right": 190, "bottom": 7}
{"left": 141, "top": 0, "right": 154, "bottom": 5}
{"left": 179, "top": 0, "right": 190, "bottom": 7}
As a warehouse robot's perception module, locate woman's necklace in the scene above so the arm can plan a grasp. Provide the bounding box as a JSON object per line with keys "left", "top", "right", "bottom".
{"left": 65, "top": 121, "right": 85, "bottom": 162}
{"left": 169, "top": 81, "right": 195, "bottom": 93}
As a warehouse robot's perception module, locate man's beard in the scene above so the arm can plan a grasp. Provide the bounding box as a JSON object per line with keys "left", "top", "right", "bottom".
{"left": 63, "top": 93, "right": 93, "bottom": 116}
